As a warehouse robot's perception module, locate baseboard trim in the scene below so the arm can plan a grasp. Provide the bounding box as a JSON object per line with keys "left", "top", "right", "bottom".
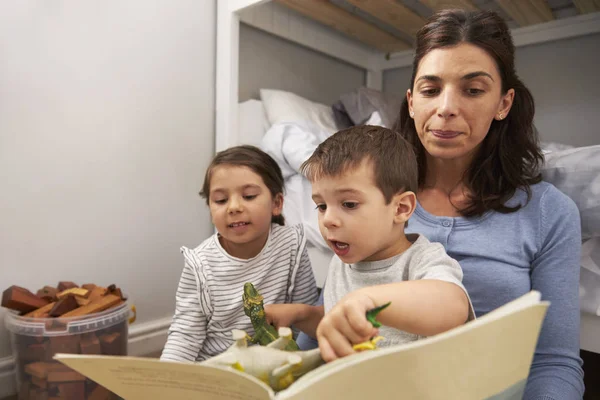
{"left": 127, "top": 316, "right": 171, "bottom": 357}
{"left": 0, "top": 316, "right": 171, "bottom": 398}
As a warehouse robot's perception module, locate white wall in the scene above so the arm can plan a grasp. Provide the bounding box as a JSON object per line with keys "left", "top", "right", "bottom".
{"left": 515, "top": 33, "right": 600, "bottom": 147}
{"left": 383, "top": 33, "right": 600, "bottom": 147}
{"left": 0, "top": 0, "right": 215, "bottom": 370}
{"left": 239, "top": 23, "right": 365, "bottom": 106}
{"left": 382, "top": 66, "right": 412, "bottom": 105}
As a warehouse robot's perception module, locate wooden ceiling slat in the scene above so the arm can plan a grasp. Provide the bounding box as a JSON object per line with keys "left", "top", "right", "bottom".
{"left": 418, "top": 0, "right": 479, "bottom": 12}
{"left": 345, "top": 0, "right": 427, "bottom": 38}
{"left": 275, "top": 0, "right": 411, "bottom": 53}
{"left": 572, "top": 0, "right": 600, "bottom": 14}
{"left": 495, "top": 0, "right": 554, "bottom": 26}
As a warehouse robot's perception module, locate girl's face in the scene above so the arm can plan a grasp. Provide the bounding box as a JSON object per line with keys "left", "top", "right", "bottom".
{"left": 407, "top": 43, "right": 514, "bottom": 165}
{"left": 208, "top": 165, "right": 283, "bottom": 259}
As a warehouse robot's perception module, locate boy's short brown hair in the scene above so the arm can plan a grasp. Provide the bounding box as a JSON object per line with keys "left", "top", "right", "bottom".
{"left": 301, "top": 125, "right": 418, "bottom": 203}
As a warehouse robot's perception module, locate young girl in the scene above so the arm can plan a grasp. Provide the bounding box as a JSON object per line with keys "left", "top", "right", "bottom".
{"left": 161, "top": 145, "right": 319, "bottom": 362}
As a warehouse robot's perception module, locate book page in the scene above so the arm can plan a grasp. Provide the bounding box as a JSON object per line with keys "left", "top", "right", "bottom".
{"left": 55, "top": 354, "right": 273, "bottom": 400}
{"left": 279, "top": 297, "right": 548, "bottom": 400}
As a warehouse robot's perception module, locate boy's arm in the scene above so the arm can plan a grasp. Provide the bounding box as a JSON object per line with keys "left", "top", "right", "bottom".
{"left": 316, "top": 245, "right": 471, "bottom": 362}
{"left": 404, "top": 242, "right": 475, "bottom": 329}
{"left": 365, "top": 242, "right": 472, "bottom": 336}
{"left": 356, "top": 279, "right": 469, "bottom": 336}
{"left": 316, "top": 281, "right": 468, "bottom": 362}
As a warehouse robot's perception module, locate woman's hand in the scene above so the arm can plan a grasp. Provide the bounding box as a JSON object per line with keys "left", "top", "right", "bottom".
{"left": 316, "top": 291, "right": 379, "bottom": 362}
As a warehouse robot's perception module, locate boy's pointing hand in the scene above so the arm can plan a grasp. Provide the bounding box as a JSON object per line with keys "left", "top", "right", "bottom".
{"left": 317, "top": 291, "right": 379, "bottom": 362}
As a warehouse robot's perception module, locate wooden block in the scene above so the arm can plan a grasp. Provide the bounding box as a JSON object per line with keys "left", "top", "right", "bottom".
{"left": 36, "top": 287, "right": 59, "bottom": 302}
{"left": 31, "top": 375, "right": 48, "bottom": 389}
{"left": 75, "top": 296, "right": 91, "bottom": 307}
{"left": 47, "top": 369, "right": 86, "bottom": 383}
{"left": 57, "top": 282, "right": 78, "bottom": 291}
{"left": 46, "top": 382, "right": 60, "bottom": 398}
{"left": 15, "top": 335, "right": 48, "bottom": 365}
{"left": 60, "top": 294, "right": 121, "bottom": 318}
{"left": 21, "top": 342, "right": 50, "bottom": 362}
{"left": 16, "top": 334, "right": 45, "bottom": 346}
{"left": 24, "top": 302, "right": 56, "bottom": 318}
{"left": 28, "top": 386, "right": 48, "bottom": 400}
{"left": 49, "top": 335, "right": 80, "bottom": 355}
{"left": 56, "top": 287, "right": 89, "bottom": 300}
{"left": 107, "top": 284, "right": 126, "bottom": 300}
{"left": 1, "top": 285, "right": 49, "bottom": 313}
{"left": 88, "top": 286, "right": 108, "bottom": 302}
{"left": 109, "top": 287, "right": 124, "bottom": 300}
{"left": 48, "top": 295, "right": 78, "bottom": 317}
{"left": 44, "top": 319, "right": 67, "bottom": 333}
{"left": 99, "top": 332, "right": 122, "bottom": 355}
{"left": 81, "top": 283, "right": 96, "bottom": 291}
{"left": 80, "top": 333, "right": 102, "bottom": 354}
{"left": 25, "top": 362, "right": 69, "bottom": 379}
{"left": 55, "top": 381, "right": 85, "bottom": 399}
{"left": 87, "top": 384, "right": 115, "bottom": 400}
{"left": 113, "top": 299, "right": 125, "bottom": 310}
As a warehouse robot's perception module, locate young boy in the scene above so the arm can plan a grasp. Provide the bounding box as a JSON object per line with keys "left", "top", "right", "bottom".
{"left": 266, "top": 125, "right": 474, "bottom": 362}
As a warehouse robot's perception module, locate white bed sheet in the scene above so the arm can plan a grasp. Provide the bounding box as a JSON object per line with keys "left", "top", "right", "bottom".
{"left": 237, "top": 100, "right": 334, "bottom": 288}
{"left": 282, "top": 174, "right": 331, "bottom": 288}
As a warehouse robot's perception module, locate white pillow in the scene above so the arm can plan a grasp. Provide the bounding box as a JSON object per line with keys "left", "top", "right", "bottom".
{"left": 542, "top": 145, "right": 600, "bottom": 240}
{"left": 260, "top": 89, "right": 338, "bottom": 135}
{"left": 540, "top": 141, "right": 575, "bottom": 154}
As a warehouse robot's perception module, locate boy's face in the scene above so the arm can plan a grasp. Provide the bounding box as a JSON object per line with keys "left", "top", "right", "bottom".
{"left": 311, "top": 160, "right": 412, "bottom": 264}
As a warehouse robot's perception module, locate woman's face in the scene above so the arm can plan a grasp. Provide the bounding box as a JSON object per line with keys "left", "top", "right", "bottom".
{"left": 407, "top": 43, "right": 514, "bottom": 164}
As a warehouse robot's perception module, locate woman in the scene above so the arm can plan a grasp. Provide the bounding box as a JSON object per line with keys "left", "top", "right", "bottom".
{"left": 398, "top": 9, "right": 584, "bottom": 400}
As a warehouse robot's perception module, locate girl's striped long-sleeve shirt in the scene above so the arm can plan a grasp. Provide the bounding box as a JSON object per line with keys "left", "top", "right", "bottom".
{"left": 161, "top": 223, "right": 319, "bottom": 362}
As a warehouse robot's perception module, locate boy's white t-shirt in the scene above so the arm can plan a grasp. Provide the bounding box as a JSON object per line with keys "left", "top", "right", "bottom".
{"left": 323, "top": 234, "right": 474, "bottom": 346}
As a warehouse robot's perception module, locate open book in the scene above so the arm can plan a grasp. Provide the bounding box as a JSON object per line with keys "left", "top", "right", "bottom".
{"left": 55, "top": 291, "right": 548, "bottom": 400}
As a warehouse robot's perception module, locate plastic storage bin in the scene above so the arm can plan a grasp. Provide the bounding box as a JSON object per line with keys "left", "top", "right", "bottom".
{"left": 5, "top": 301, "right": 135, "bottom": 400}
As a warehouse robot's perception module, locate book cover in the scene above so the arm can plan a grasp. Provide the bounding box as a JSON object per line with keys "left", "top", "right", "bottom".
{"left": 55, "top": 291, "right": 548, "bottom": 400}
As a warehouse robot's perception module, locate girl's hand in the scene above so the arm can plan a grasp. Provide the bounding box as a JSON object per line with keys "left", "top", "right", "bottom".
{"left": 264, "top": 304, "right": 302, "bottom": 329}
{"left": 265, "top": 304, "right": 324, "bottom": 338}
{"left": 316, "top": 291, "right": 379, "bottom": 362}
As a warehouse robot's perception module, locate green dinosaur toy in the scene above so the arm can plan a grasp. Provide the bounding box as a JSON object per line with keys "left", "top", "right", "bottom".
{"left": 353, "top": 301, "right": 391, "bottom": 351}
{"left": 366, "top": 301, "right": 391, "bottom": 328}
{"left": 242, "top": 282, "right": 299, "bottom": 351}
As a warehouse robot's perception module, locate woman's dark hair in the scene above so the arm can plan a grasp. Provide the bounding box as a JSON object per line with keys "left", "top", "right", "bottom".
{"left": 200, "top": 145, "right": 285, "bottom": 225}
{"left": 393, "top": 9, "right": 543, "bottom": 217}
